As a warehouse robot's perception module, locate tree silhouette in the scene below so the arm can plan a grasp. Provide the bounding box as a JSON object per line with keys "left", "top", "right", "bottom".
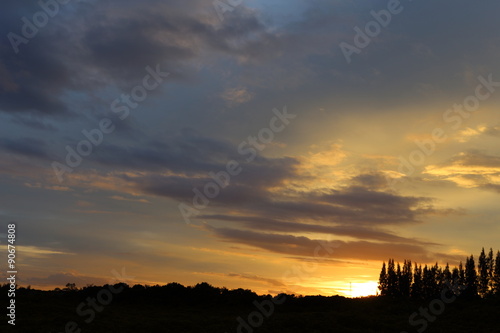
{"left": 411, "top": 263, "right": 422, "bottom": 298}
{"left": 399, "top": 260, "right": 412, "bottom": 298}
{"left": 378, "top": 248, "right": 500, "bottom": 299}
{"left": 494, "top": 251, "right": 500, "bottom": 295}
{"left": 387, "top": 259, "right": 398, "bottom": 297}
{"left": 63, "top": 283, "right": 78, "bottom": 291}
{"left": 396, "top": 263, "right": 402, "bottom": 297}
{"left": 422, "top": 265, "right": 433, "bottom": 298}
{"left": 478, "top": 248, "right": 489, "bottom": 297}
{"left": 378, "top": 262, "right": 388, "bottom": 296}
{"left": 451, "top": 266, "right": 459, "bottom": 285}
{"left": 487, "top": 248, "right": 494, "bottom": 295}
{"left": 458, "top": 261, "right": 465, "bottom": 287}
{"left": 443, "top": 263, "right": 452, "bottom": 286}
{"left": 432, "top": 262, "right": 442, "bottom": 296}
{"left": 464, "top": 255, "right": 478, "bottom": 298}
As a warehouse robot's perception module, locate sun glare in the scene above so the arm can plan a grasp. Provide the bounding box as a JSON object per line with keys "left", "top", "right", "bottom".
{"left": 349, "top": 281, "right": 378, "bottom": 298}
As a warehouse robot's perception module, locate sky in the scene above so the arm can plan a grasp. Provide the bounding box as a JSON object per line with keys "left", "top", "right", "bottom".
{"left": 0, "top": 0, "right": 499, "bottom": 297}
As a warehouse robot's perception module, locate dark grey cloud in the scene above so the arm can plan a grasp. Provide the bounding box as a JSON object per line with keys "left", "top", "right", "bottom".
{"left": 315, "top": 186, "right": 434, "bottom": 224}
{"left": 350, "top": 173, "right": 389, "bottom": 190}
{"left": 0, "top": 137, "right": 51, "bottom": 159}
{"left": 2, "top": 0, "right": 500, "bottom": 120}
{"left": 138, "top": 176, "right": 269, "bottom": 205}
{"left": 9, "top": 114, "right": 58, "bottom": 131}
{"left": 99, "top": 129, "right": 457, "bottom": 227}
{"left": 203, "top": 225, "right": 458, "bottom": 263}
{"left": 94, "top": 130, "right": 450, "bottom": 229}
{"left": 0, "top": 0, "right": 279, "bottom": 117}
{"left": 449, "top": 151, "right": 500, "bottom": 168}
{"left": 93, "top": 129, "right": 299, "bottom": 177}
{"left": 483, "top": 125, "right": 500, "bottom": 137}
{"left": 198, "top": 214, "right": 439, "bottom": 246}
{"left": 214, "top": 180, "right": 453, "bottom": 227}
{"left": 136, "top": 166, "right": 459, "bottom": 262}
{"left": 237, "top": 0, "right": 500, "bottom": 111}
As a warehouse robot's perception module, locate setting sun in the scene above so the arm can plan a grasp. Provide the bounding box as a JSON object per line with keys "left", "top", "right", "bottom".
{"left": 349, "top": 281, "right": 379, "bottom": 298}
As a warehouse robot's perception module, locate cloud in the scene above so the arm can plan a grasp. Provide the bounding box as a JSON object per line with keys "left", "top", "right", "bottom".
{"left": 456, "top": 125, "right": 500, "bottom": 142}
{"left": 111, "top": 137, "right": 449, "bottom": 226}
{"left": 21, "top": 272, "right": 111, "bottom": 288}
{"left": 203, "top": 272, "right": 286, "bottom": 287}
{"left": 2, "top": 0, "right": 500, "bottom": 122}
{"left": 109, "top": 195, "right": 149, "bottom": 203}
{"left": 424, "top": 151, "right": 500, "bottom": 192}
{"left": 9, "top": 114, "right": 58, "bottom": 131}
{"left": 52, "top": 129, "right": 455, "bottom": 253}
{"left": 0, "top": 137, "right": 51, "bottom": 159}
{"left": 350, "top": 173, "right": 390, "bottom": 190}
{"left": 199, "top": 214, "right": 439, "bottom": 246}
{"left": 483, "top": 125, "right": 500, "bottom": 137}
{"left": 221, "top": 87, "right": 253, "bottom": 105}
{"left": 1, "top": 0, "right": 496, "bottom": 289}
{"left": 92, "top": 129, "right": 248, "bottom": 173}
{"left": 203, "top": 225, "right": 458, "bottom": 263}
{"left": 0, "top": 0, "right": 276, "bottom": 116}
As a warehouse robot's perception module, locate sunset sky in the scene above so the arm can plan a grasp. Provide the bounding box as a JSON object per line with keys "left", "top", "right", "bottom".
{"left": 1, "top": 0, "right": 499, "bottom": 297}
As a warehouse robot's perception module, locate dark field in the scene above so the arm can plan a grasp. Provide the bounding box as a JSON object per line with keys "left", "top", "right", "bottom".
{"left": 2, "top": 284, "right": 500, "bottom": 333}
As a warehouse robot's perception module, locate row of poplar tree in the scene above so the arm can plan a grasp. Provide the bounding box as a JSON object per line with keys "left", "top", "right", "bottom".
{"left": 378, "top": 248, "right": 500, "bottom": 299}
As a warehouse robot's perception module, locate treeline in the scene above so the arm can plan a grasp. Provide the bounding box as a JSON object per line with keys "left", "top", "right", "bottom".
{"left": 378, "top": 248, "right": 500, "bottom": 299}
{"left": 0, "top": 282, "right": 286, "bottom": 306}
